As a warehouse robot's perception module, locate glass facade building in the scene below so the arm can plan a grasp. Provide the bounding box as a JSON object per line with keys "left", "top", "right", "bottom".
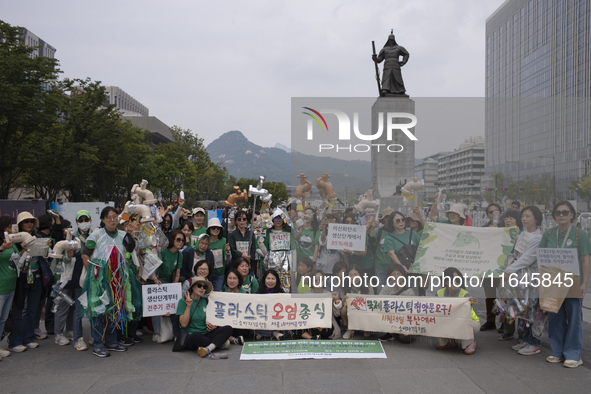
{"left": 485, "top": 0, "right": 591, "bottom": 200}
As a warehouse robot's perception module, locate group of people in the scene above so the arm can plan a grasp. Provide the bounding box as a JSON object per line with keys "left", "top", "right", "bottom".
{"left": 0, "top": 196, "right": 588, "bottom": 367}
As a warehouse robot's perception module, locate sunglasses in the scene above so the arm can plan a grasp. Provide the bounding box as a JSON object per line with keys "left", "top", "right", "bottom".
{"left": 194, "top": 283, "right": 206, "bottom": 289}
{"left": 236, "top": 218, "right": 247, "bottom": 222}
{"left": 210, "top": 227, "right": 221, "bottom": 231}
{"left": 175, "top": 238, "right": 184, "bottom": 243}
{"left": 78, "top": 217, "right": 91, "bottom": 223}
{"left": 394, "top": 218, "right": 405, "bottom": 223}
{"left": 555, "top": 210, "right": 571, "bottom": 217}
{"left": 22, "top": 219, "right": 36, "bottom": 224}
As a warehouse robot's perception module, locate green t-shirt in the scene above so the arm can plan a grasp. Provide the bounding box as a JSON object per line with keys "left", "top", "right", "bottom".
{"left": 222, "top": 285, "right": 246, "bottom": 293}
{"left": 383, "top": 229, "right": 422, "bottom": 256}
{"left": 176, "top": 297, "right": 208, "bottom": 335}
{"left": 0, "top": 245, "right": 19, "bottom": 294}
{"left": 373, "top": 228, "right": 394, "bottom": 270}
{"left": 209, "top": 237, "right": 227, "bottom": 275}
{"left": 539, "top": 226, "right": 591, "bottom": 285}
{"left": 157, "top": 248, "right": 182, "bottom": 282}
{"left": 190, "top": 226, "right": 207, "bottom": 247}
{"left": 241, "top": 275, "right": 259, "bottom": 294}
{"left": 297, "top": 275, "right": 311, "bottom": 294}
{"left": 297, "top": 227, "right": 320, "bottom": 260}
{"left": 436, "top": 217, "right": 451, "bottom": 224}
{"left": 349, "top": 233, "right": 374, "bottom": 270}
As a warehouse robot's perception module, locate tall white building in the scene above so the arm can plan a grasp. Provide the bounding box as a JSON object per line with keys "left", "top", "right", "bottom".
{"left": 437, "top": 137, "right": 485, "bottom": 196}
{"left": 18, "top": 27, "right": 56, "bottom": 59}
{"left": 103, "top": 86, "right": 149, "bottom": 116}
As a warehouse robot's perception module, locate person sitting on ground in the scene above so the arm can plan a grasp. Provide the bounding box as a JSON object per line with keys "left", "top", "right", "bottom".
{"left": 435, "top": 267, "right": 479, "bottom": 355}
{"left": 254, "top": 269, "right": 285, "bottom": 340}
{"left": 303, "top": 270, "right": 343, "bottom": 340}
{"left": 377, "top": 264, "right": 416, "bottom": 343}
{"left": 233, "top": 257, "right": 258, "bottom": 294}
{"left": 341, "top": 265, "right": 374, "bottom": 339}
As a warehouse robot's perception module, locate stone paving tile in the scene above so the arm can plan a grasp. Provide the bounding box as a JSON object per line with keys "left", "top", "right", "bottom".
{"left": 372, "top": 368, "right": 484, "bottom": 394}
{"left": 284, "top": 368, "right": 383, "bottom": 394}
{"left": 186, "top": 368, "right": 283, "bottom": 394}
{"left": 85, "top": 372, "right": 192, "bottom": 394}
{"left": 0, "top": 372, "right": 102, "bottom": 394}
{"left": 460, "top": 367, "right": 536, "bottom": 394}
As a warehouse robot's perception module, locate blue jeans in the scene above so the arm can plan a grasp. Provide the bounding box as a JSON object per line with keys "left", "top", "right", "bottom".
{"left": 375, "top": 268, "right": 389, "bottom": 294}
{"left": 522, "top": 324, "right": 541, "bottom": 347}
{"left": 91, "top": 315, "right": 117, "bottom": 348}
{"left": 9, "top": 278, "right": 43, "bottom": 347}
{"left": 73, "top": 289, "right": 84, "bottom": 342}
{"left": 210, "top": 272, "right": 224, "bottom": 292}
{"left": 0, "top": 291, "right": 15, "bottom": 336}
{"left": 548, "top": 298, "right": 583, "bottom": 361}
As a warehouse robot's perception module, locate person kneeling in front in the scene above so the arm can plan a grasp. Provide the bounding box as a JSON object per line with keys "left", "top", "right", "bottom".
{"left": 177, "top": 276, "right": 233, "bottom": 357}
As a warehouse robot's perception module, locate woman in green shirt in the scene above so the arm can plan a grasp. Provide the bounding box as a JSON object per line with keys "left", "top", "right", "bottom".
{"left": 206, "top": 218, "right": 229, "bottom": 292}
{"left": 295, "top": 207, "right": 320, "bottom": 263}
{"left": 222, "top": 269, "right": 246, "bottom": 293}
{"left": 383, "top": 212, "right": 421, "bottom": 272}
{"left": 177, "top": 276, "right": 233, "bottom": 357}
{"left": 0, "top": 216, "right": 19, "bottom": 358}
{"left": 233, "top": 257, "right": 258, "bottom": 293}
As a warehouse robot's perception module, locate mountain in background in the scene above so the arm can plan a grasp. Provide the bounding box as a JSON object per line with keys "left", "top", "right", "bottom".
{"left": 274, "top": 143, "right": 291, "bottom": 153}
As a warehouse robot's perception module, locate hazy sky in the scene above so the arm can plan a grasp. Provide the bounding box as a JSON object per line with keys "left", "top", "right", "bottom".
{"left": 3, "top": 0, "right": 505, "bottom": 158}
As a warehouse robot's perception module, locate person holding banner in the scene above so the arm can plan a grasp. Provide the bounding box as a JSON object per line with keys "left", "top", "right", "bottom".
{"left": 254, "top": 269, "right": 285, "bottom": 340}
{"left": 370, "top": 208, "right": 395, "bottom": 294}
{"left": 436, "top": 267, "right": 479, "bottom": 355}
{"left": 341, "top": 265, "right": 374, "bottom": 339}
{"left": 538, "top": 201, "right": 590, "bottom": 368}
{"left": 176, "top": 276, "right": 234, "bottom": 357}
{"left": 294, "top": 207, "right": 320, "bottom": 263}
{"left": 303, "top": 270, "right": 342, "bottom": 340}
{"left": 233, "top": 257, "right": 258, "bottom": 294}
{"left": 317, "top": 213, "right": 344, "bottom": 276}
{"left": 343, "top": 215, "right": 375, "bottom": 281}
{"left": 377, "top": 264, "right": 416, "bottom": 343}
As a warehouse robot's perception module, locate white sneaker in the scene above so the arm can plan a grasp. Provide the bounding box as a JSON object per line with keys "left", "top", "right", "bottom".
{"left": 55, "top": 334, "right": 70, "bottom": 346}
{"left": 0, "top": 348, "right": 10, "bottom": 358}
{"left": 65, "top": 331, "right": 74, "bottom": 341}
{"left": 34, "top": 329, "right": 47, "bottom": 340}
{"left": 518, "top": 344, "right": 540, "bottom": 356}
{"left": 220, "top": 340, "right": 231, "bottom": 350}
{"left": 152, "top": 334, "right": 166, "bottom": 343}
{"left": 511, "top": 341, "right": 527, "bottom": 351}
{"left": 74, "top": 338, "right": 88, "bottom": 351}
{"left": 8, "top": 345, "right": 26, "bottom": 353}
{"left": 342, "top": 330, "right": 355, "bottom": 339}
{"left": 135, "top": 330, "right": 144, "bottom": 337}
{"left": 25, "top": 342, "right": 39, "bottom": 349}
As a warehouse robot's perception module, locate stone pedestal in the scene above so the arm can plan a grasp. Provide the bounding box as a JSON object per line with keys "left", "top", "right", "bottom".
{"left": 371, "top": 97, "right": 416, "bottom": 214}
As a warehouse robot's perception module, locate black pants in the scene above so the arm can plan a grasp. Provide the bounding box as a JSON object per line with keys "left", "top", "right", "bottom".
{"left": 309, "top": 326, "right": 334, "bottom": 339}
{"left": 117, "top": 320, "right": 139, "bottom": 341}
{"left": 185, "top": 326, "right": 233, "bottom": 350}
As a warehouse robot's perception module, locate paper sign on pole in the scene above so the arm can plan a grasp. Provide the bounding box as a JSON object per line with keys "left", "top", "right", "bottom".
{"left": 142, "top": 283, "right": 182, "bottom": 317}
{"left": 346, "top": 294, "right": 475, "bottom": 341}
{"left": 326, "top": 223, "right": 366, "bottom": 252}
{"left": 537, "top": 248, "right": 580, "bottom": 313}
{"left": 207, "top": 292, "right": 332, "bottom": 330}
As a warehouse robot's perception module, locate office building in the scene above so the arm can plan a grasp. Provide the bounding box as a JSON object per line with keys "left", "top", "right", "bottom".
{"left": 104, "top": 86, "right": 149, "bottom": 116}
{"left": 18, "top": 27, "right": 56, "bottom": 59}
{"left": 437, "top": 137, "right": 485, "bottom": 196}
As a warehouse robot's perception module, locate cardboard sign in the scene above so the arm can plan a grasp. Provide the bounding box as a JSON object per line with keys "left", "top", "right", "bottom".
{"left": 142, "top": 283, "right": 182, "bottom": 317}
{"left": 326, "top": 223, "right": 366, "bottom": 252}
{"left": 346, "top": 294, "right": 475, "bottom": 341}
{"left": 537, "top": 248, "right": 580, "bottom": 313}
{"left": 269, "top": 232, "right": 290, "bottom": 251}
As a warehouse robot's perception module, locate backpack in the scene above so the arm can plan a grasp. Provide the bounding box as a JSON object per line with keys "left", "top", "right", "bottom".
{"left": 546, "top": 227, "right": 579, "bottom": 247}
{"left": 389, "top": 230, "right": 418, "bottom": 269}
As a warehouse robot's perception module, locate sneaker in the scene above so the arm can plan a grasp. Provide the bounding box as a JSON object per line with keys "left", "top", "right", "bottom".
{"left": 74, "top": 338, "right": 88, "bottom": 351}
{"left": 464, "top": 342, "right": 477, "bottom": 355}
{"left": 34, "top": 329, "right": 48, "bottom": 340}
{"left": 0, "top": 348, "right": 10, "bottom": 358}
{"left": 197, "top": 347, "right": 211, "bottom": 358}
{"left": 518, "top": 345, "right": 541, "bottom": 356}
{"left": 436, "top": 340, "right": 458, "bottom": 350}
{"left": 363, "top": 331, "right": 371, "bottom": 338}
{"left": 65, "top": 331, "right": 74, "bottom": 341}
{"left": 89, "top": 338, "right": 93, "bottom": 345}
{"left": 135, "top": 330, "right": 144, "bottom": 337}
{"left": 511, "top": 340, "right": 527, "bottom": 351}
{"left": 117, "top": 338, "right": 134, "bottom": 347}
{"left": 272, "top": 331, "right": 284, "bottom": 341}
{"left": 342, "top": 330, "right": 355, "bottom": 339}
{"left": 8, "top": 345, "right": 26, "bottom": 353}
{"left": 498, "top": 333, "right": 514, "bottom": 341}
{"left": 233, "top": 336, "right": 245, "bottom": 345}
{"left": 480, "top": 322, "right": 496, "bottom": 331}
{"left": 220, "top": 340, "right": 231, "bottom": 350}
{"left": 546, "top": 356, "right": 565, "bottom": 363}
{"left": 105, "top": 342, "right": 127, "bottom": 352}
{"left": 55, "top": 335, "right": 70, "bottom": 346}
{"left": 92, "top": 346, "right": 110, "bottom": 358}
{"left": 152, "top": 334, "right": 166, "bottom": 343}
{"left": 25, "top": 342, "right": 39, "bottom": 349}
{"left": 378, "top": 333, "right": 395, "bottom": 342}
{"left": 132, "top": 336, "right": 143, "bottom": 344}
{"left": 563, "top": 359, "right": 583, "bottom": 368}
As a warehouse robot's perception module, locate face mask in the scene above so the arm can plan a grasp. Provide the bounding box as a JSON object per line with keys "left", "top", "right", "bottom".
{"left": 78, "top": 222, "right": 92, "bottom": 232}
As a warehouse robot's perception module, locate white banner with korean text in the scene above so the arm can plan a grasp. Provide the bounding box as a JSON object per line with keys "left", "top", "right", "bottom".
{"left": 326, "top": 223, "right": 366, "bottom": 252}
{"left": 346, "top": 295, "right": 475, "bottom": 341}
{"left": 142, "top": 283, "right": 182, "bottom": 317}
{"left": 207, "top": 292, "right": 332, "bottom": 331}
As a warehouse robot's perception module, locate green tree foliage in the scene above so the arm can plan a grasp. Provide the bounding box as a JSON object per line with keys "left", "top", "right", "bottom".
{"left": 569, "top": 175, "right": 591, "bottom": 210}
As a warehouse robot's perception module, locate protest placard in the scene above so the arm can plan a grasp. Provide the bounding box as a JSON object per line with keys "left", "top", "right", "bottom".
{"left": 142, "top": 283, "right": 182, "bottom": 317}
{"left": 411, "top": 222, "right": 518, "bottom": 277}
{"left": 269, "top": 232, "right": 290, "bottom": 250}
{"left": 240, "top": 340, "right": 386, "bottom": 360}
{"left": 537, "top": 248, "right": 580, "bottom": 313}
{"left": 346, "top": 294, "right": 475, "bottom": 341}
{"left": 207, "top": 292, "right": 332, "bottom": 330}
{"left": 326, "top": 223, "right": 366, "bottom": 252}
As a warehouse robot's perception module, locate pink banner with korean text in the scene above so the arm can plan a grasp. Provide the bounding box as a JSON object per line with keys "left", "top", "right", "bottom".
{"left": 207, "top": 292, "right": 332, "bottom": 331}
{"left": 346, "top": 295, "right": 474, "bottom": 341}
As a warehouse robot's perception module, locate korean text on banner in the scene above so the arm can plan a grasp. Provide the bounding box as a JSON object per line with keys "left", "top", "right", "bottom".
{"left": 346, "top": 294, "right": 475, "bottom": 341}
{"left": 537, "top": 248, "right": 580, "bottom": 313}
{"left": 411, "top": 222, "right": 518, "bottom": 277}
{"left": 326, "top": 223, "right": 366, "bottom": 252}
{"left": 142, "top": 283, "right": 182, "bottom": 317}
{"left": 207, "top": 292, "right": 332, "bottom": 330}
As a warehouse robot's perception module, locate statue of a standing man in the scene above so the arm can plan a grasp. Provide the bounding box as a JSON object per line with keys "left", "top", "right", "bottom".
{"left": 372, "top": 31, "right": 410, "bottom": 96}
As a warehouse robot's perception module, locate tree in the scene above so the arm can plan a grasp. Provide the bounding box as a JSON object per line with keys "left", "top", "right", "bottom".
{"left": 569, "top": 175, "right": 591, "bottom": 210}
{"left": 0, "top": 21, "right": 62, "bottom": 198}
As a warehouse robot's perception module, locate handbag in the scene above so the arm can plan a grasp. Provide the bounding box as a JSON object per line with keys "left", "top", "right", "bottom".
{"left": 172, "top": 302, "right": 197, "bottom": 352}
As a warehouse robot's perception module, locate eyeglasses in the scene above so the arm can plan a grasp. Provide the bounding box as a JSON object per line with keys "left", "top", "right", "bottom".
{"left": 175, "top": 238, "right": 184, "bottom": 243}
{"left": 197, "top": 267, "right": 208, "bottom": 272}
{"left": 22, "top": 219, "right": 36, "bottom": 224}
{"left": 194, "top": 283, "right": 206, "bottom": 289}
{"left": 555, "top": 210, "right": 571, "bottom": 217}
{"left": 105, "top": 215, "right": 119, "bottom": 221}
{"left": 236, "top": 218, "right": 247, "bottom": 222}
{"left": 273, "top": 217, "right": 282, "bottom": 221}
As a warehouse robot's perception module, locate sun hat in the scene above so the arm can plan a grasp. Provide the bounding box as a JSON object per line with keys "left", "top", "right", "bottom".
{"left": 17, "top": 212, "right": 39, "bottom": 229}
{"left": 207, "top": 217, "right": 223, "bottom": 229}
{"left": 192, "top": 208, "right": 206, "bottom": 216}
{"left": 188, "top": 276, "right": 213, "bottom": 295}
{"left": 446, "top": 204, "right": 466, "bottom": 219}
{"left": 380, "top": 208, "right": 395, "bottom": 223}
